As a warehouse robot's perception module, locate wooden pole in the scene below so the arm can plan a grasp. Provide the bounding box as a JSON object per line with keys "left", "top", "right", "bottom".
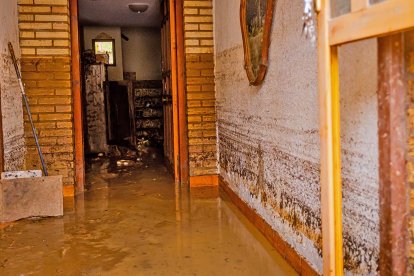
{"left": 70, "top": 0, "right": 85, "bottom": 193}
{"left": 169, "top": 0, "right": 181, "bottom": 184}
{"left": 377, "top": 33, "right": 408, "bottom": 276}
{"left": 317, "top": 1, "right": 344, "bottom": 274}
{"left": 0, "top": 86, "right": 4, "bottom": 173}
{"left": 176, "top": 0, "right": 189, "bottom": 185}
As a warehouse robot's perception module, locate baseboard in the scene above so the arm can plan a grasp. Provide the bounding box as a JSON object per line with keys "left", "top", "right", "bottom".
{"left": 219, "top": 176, "right": 319, "bottom": 276}
{"left": 63, "top": 185, "right": 75, "bottom": 197}
{"left": 189, "top": 174, "right": 219, "bottom": 187}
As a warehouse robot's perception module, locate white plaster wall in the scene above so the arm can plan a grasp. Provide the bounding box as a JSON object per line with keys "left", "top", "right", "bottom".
{"left": 214, "top": 0, "right": 379, "bottom": 274}
{"left": 0, "top": 0, "right": 26, "bottom": 171}
{"left": 121, "top": 27, "right": 162, "bottom": 80}
{"left": 83, "top": 26, "right": 124, "bottom": 81}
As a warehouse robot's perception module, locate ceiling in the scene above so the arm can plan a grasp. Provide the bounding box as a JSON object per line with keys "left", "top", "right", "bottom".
{"left": 79, "top": 0, "right": 162, "bottom": 28}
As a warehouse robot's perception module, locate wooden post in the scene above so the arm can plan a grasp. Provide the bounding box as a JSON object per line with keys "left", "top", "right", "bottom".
{"left": 176, "top": 0, "right": 189, "bottom": 185}
{"left": 70, "top": 0, "right": 85, "bottom": 193}
{"left": 317, "top": 1, "right": 344, "bottom": 275}
{"left": 169, "top": 0, "right": 181, "bottom": 184}
{"left": 377, "top": 34, "right": 408, "bottom": 276}
{"left": 0, "top": 86, "right": 4, "bottom": 173}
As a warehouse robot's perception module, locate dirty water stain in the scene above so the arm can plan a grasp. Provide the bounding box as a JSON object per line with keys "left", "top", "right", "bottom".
{"left": 218, "top": 118, "right": 379, "bottom": 274}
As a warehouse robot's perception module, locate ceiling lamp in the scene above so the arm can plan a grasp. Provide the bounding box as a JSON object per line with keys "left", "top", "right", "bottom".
{"left": 128, "top": 3, "right": 149, "bottom": 14}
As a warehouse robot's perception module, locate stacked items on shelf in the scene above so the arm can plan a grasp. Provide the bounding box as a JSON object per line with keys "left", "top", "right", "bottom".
{"left": 134, "top": 81, "right": 164, "bottom": 146}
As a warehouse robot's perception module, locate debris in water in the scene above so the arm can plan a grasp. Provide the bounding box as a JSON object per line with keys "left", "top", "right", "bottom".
{"left": 116, "top": 160, "right": 134, "bottom": 167}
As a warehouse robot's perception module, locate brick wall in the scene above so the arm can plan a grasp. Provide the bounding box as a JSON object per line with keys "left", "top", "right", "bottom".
{"left": 406, "top": 30, "right": 414, "bottom": 273}
{"left": 18, "top": 0, "right": 74, "bottom": 192}
{"left": 183, "top": 0, "right": 217, "bottom": 177}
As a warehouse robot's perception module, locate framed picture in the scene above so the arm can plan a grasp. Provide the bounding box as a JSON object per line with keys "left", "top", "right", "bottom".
{"left": 240, "top": 0, "right": 275, "bottom": 86}
{"left": 93, "top": 39, "right": 116, "bottom": 66}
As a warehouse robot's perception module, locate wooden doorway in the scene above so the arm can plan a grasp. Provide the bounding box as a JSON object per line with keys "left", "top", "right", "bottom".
{"left": 71, "top": 0, "right": 189, "bottom": 191}
{"left": 160, "top": 0, "right": 188, "bottom": 184}
{"left": 161, "top": 0, "right": 174, "bottom": 173}
{"left": 317, "top": 0, "right": 414, "bottom": 274}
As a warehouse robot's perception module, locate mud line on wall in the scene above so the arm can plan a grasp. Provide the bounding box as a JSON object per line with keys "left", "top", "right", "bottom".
{"left": 217, "top": 109, "right": 379, "bottom": 273}
{"left": 0, "top": 50, "right": 26, "bottom": 171}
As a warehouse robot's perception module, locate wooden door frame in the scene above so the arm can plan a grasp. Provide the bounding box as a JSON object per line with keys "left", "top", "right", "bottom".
{"left": 317, "top": 0, "right": 414, "bottom": 274}
{"left": 175, "top": 0, "right": 189, "bottom": 186}
{"left": 70, "top": 0, "right": 189, "bottom": 192}
{"left": 377, "top": 33, "right": 408, "bottom": 276}
{"left": 70, "top": 0, "right": 85, "bottom": 194}
{"left": 168, "top": 0, "right": 189, "bottom": 185}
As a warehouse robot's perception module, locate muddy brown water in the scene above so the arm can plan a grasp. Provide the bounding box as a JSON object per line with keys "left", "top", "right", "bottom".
{"left": 0, "top": 154, "right": 297, "bottom": 275}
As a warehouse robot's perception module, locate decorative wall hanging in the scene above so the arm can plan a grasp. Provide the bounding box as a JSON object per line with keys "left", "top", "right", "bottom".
{"left": 93, "top": 39, "right": 116, "bottom": 66}
{"left": 240, "top": 0, "right": 276, "bottom": 86}
{"left": 302, "top": 0, "right": 317, "bottom": 43}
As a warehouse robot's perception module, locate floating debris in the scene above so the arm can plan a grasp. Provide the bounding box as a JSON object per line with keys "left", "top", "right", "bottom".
{"left": 116, "top": 160, "right": 135, "bottom": 167}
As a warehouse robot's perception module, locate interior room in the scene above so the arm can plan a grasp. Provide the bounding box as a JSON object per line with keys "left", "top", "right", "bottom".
{"left": 78, "top": 1, "right": 170, "bottom": 176}
{"left": 0, "top": 0, "right": 413, "bottom": 275}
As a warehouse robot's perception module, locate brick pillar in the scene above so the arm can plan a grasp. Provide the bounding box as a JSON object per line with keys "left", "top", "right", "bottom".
{"left": 18, "top": 0, "right": 75, "bottom": 194}
{"left": 183, "top": 0, "right": 218, "bottom": 181}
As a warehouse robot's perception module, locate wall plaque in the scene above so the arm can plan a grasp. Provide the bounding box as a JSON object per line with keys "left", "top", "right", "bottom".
{"left": 240, "top": 0, "right": 276, "bottom": 85}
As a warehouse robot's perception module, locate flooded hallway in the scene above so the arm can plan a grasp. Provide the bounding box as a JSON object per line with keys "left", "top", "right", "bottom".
{"left": 0, "top": 154, "right": 296, "bottom": 275}
{"left": 0, "top": 0, "right": 414, "bottom": 275}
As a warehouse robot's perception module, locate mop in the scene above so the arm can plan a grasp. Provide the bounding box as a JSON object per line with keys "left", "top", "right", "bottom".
{"left": 7, "top": 42, "right": 48, "bottom": 177}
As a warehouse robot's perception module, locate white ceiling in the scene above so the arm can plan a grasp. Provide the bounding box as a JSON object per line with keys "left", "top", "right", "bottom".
{"left": 79, "top": 0, "right": 162, "bottom": 28}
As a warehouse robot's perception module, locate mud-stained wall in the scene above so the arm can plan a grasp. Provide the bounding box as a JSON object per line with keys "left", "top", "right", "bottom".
{"left": 214, "top": 0, "right": 379, "bottom": 274}
{"left": 183, "top": 0, "right": 218, "bottom": 178}
{"left": 183, "top": 0, "right": 217, "bottom": 178}
{"left": 18, "top": 0, "right": 75, "bottom": 190}
{"left": 339, "top": 40, "right": 379, "bottom": 274}
{"left": 0, "top": 0, "right": 26, "bottom": 171}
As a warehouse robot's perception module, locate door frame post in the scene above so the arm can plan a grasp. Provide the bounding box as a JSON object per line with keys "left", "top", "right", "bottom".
{"left": 378, "top": 33, "right": 408, "bottom": 276}
{"left": 176, "top": 0, "right": 189, "bottom": 186}
{"left": 317, "top": 1, "right": 344, "bottom": 274}
{"left": 169, "top": 0, "right": 180, "bottom": 183}
{"left": 170, "top": 0, "right": 189, "bottom": 185}
{"left": 70, "top": 0, "right": 85, "bottom": 194}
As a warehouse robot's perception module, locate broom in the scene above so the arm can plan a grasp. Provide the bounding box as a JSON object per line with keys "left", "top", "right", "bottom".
{"left": 8, "top": 42, "right": 48, "bottom": 176}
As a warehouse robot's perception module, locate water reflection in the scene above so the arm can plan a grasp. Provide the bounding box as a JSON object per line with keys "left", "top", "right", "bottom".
{"left": 0, "top": 156, "right": 296, "bottom": 275}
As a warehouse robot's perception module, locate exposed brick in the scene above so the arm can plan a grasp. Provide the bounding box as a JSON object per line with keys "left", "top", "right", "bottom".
{"left": 19, "top": 0, "right": 74, "bottom": 187}
{"left": 34, "top": 0, "right": 67, "bottom": 5}
{"left": 19, "top": 6, "right": 51, "bottom": 13}
{"left": 183, "top": 3, "right": 215, "bottom": 172}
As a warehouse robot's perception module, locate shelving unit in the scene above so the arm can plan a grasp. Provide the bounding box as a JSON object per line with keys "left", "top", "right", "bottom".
{"left": 133, "top": 81, "right": 163, "bottom": 145}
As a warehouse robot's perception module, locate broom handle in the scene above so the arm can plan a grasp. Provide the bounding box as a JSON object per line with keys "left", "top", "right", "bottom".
{"left": 8, "top": 43, "right": 48, "bottom": 176}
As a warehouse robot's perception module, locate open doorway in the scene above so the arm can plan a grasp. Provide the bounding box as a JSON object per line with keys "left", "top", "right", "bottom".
{"left": 74, "top": 0, "right": 185, "bottom": 188}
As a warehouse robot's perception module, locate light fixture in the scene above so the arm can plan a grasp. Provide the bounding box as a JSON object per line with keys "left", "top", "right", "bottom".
{"left": 128, "top": 3, "right": 149, "bottom": 14}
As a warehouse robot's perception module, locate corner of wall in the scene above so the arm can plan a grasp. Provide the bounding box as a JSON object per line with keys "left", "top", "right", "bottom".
{"left": 183, "top": 0, "right": 218, "bottom": 178}
{"left": 0, "top": 0, "right": 27, "bottom": 171}
{"left": 18, "top": 0, "right": 75, "bottom": 186}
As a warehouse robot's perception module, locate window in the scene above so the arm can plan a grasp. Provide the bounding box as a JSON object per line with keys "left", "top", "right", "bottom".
{"left": 93, "top": 39, "right": 116, "bottom": 66}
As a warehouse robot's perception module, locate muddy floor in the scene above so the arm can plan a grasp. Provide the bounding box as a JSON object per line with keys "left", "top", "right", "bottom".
{"left": 0, "top": 153, "right": 296, "bottom": 275}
